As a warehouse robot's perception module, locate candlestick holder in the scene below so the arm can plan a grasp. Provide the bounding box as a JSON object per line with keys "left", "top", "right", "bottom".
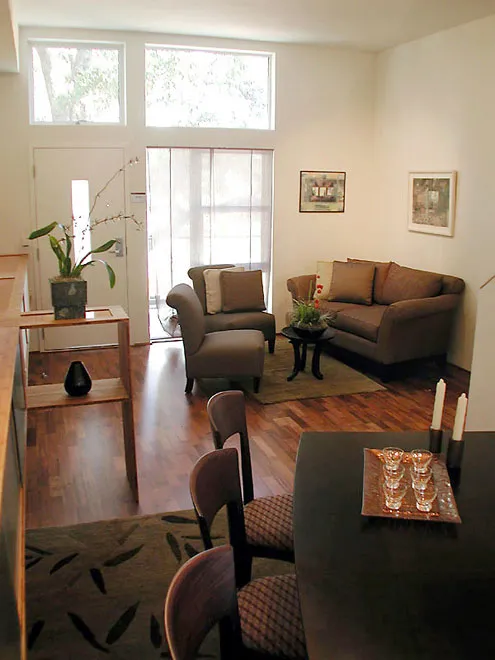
{"left": 447, "top": 465, "right": 462, "bottom": 495}
{"left": 446, "top": 436, "right": 464, "bottom": 469}
{"left": 428, "top": 427, "right": 443, "bottom": 454}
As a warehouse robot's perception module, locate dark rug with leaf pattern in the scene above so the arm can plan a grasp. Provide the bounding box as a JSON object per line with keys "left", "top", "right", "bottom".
{"left": 26, "top": 510, "right": 292, "bottom": 659}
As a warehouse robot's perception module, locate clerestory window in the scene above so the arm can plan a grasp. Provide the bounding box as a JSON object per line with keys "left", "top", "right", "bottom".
{"left": 29, "top": 41, "right": 125, "bottom": 125}
{"left": 145, "top": 45, "right": 274, "bottom": 129}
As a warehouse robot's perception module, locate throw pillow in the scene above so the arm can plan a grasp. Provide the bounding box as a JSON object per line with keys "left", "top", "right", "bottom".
{"left": 328, "top": 261, "right": 376, "bottom": 306}
{"left": 204, "top": 266, "right": 244, "bottom": 314}
{"left": 380, "top": 263, "right": 442, "bottom": 304}
{"left": 348, "top": 259, "right": 392, "bottom": 304}
{"left": 220, "top": 269, "right": 266, "bottom": 313}
{"left": 314, "top": 261, "right": 334, "bottom": 300}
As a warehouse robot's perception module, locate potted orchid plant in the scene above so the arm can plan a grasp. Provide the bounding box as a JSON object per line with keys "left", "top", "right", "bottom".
{"left": 28, "top": 158, "right": 141, "bottom": 319}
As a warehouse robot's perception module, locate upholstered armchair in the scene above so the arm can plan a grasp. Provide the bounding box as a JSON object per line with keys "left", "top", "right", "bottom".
{"left": 188, "top": 264, "right": 276, "bottom": 353}
{"left": 166, "top": 283, "right": 265, "bottom": 393}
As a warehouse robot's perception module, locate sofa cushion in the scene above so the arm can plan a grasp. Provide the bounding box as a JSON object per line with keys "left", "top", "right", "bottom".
{"left": 314, "top": 261, "right": 334, "bottom": 300}
{"left": 220, "top": 269, "right": 266, "bottom": 313}
{"left": 381, "top": 263, "right": 442, "bottom": 304}
{"left": 332, "top": 304, "right": 388, "bottom": 343}
{"left": 329, "top": 261, "right": 375, "bottom": 306}
{"left": 318, "top": 300, "right": 356, "bottom": 315}
{"left": 204, "top": 266, "right": 244, "bottom": 314}
{"left": 348, "top": 259, "right": 392, "bottom": 304}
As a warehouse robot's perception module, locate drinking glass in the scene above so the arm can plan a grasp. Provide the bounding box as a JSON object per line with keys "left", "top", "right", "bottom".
{"left": 382, "top": 447, "right": 404, "bottom": 473}
{"left": 410, "top": 449, "right": 433, "bottom": 474}
{"left": 414, "top": 482, "right": 438, "bottom": 512}
{"left": 383, "top": 464, "right": 405, "bottom": 489}
{"left": 410, "top": 467, "right": 432, "bottom": 492}
{"left": 382, "top": 482, "right": 407, "bottom": 510}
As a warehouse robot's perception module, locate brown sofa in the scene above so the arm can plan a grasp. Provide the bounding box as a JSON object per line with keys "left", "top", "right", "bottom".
{"left": 188, "top": 264, "right": 276, "bottom": 352}
{"left": 287, "top": 260, "right": 465, "bottom": 376}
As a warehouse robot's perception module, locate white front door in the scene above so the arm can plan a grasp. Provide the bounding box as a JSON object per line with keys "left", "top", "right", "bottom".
{"left": 32, "top": 147, "right": 129, "bottom": 350}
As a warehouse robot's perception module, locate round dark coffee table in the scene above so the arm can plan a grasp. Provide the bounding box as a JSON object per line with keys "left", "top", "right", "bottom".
{"left": 281, "top": 326, "right": 336, "bottom": 381}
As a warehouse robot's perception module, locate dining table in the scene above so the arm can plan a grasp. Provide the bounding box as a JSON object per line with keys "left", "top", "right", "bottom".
{"left": 293, "top": 430, "right": 495, "bottom": 660}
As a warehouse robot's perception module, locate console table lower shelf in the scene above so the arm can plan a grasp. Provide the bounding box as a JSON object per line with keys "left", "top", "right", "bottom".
{"left": 21, "top": 306, "right": 139, "bottom": 502}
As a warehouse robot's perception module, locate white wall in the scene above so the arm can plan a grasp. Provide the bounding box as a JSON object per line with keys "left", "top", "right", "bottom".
{"left": 374, "top": 15, "right": 495, "bottom": 370}
{"left": 0, "top": 27, "right": 377, "bottom": 344}
{"left": 466, "top": 280, "right": 495, "bottom": 430}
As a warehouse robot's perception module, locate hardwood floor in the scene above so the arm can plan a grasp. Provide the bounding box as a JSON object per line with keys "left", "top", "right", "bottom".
{"left": 26, "top": 338, "right": 470, "bottom": 529}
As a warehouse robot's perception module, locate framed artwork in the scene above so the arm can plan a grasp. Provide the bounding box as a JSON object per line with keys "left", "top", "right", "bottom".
{"left": 299, "top": 171, "right": 346, "bottom": 213}
{"left": 408, "top": 171, "right": 457, "bottom": 236}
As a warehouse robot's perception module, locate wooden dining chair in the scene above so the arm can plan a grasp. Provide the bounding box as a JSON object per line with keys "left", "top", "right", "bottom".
{"left": 165, "top": 545, "right": 243, "bottom": 660}
{"left": 207, "top": 390, "right": 294, "bottom": 565}
{"left": 188, "top": 450, "right": 307, "bottom": 659}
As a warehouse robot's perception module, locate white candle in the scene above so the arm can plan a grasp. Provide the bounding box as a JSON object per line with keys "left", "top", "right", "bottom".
{"left": 431, "top": 378, "right": 446, "bottom": 430}
{"left": 452, "top": 393, "right": 468, "bottom": 441}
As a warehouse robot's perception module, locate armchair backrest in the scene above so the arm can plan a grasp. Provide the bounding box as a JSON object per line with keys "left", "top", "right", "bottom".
{"left": 187, "top": 264, "right": 235, "bottom": 313}
{"left": 166, "top": 284, "right": 205, "bottom": 355}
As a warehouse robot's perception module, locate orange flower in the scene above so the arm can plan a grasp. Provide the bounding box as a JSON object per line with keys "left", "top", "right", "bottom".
{"left": 314, "top": 299, "right": 320, "bottom": 309}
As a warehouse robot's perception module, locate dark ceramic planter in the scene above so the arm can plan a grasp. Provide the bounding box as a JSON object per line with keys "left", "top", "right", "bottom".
{"left": 50, "top": 278, "right": 87, "bottom": 320}
{"left": 292, "top": 325, "right": 326, "bottom": 339}
{"left": 64, "top": 361, "right": 92, "bottom": 397}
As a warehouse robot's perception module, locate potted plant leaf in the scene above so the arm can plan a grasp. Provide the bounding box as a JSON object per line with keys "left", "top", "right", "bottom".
{"left": 290, "top": 283, "right": 335, "bottom": 338}
{"left": 28, "top": 158, "right": 141, "bottom": 319}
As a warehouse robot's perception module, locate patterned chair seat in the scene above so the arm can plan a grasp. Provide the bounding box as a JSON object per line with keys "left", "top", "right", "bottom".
{"left": 238, "top": 573, "right": 307, "bottom": 659}
{"left": 244, "top": 493, "right": 294, "bottom": 553}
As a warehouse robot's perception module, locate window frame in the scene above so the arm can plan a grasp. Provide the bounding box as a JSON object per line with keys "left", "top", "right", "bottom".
{"left": 144, "top": 43, "right": 274, "bottom": 130}
{"left": 28, "top": 39, "right": 126, "bottom": 126}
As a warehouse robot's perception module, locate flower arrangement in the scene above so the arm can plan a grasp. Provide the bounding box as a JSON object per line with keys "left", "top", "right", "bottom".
{"left": 28, "top": 158, "right": 142, "bottom": 288}
{"left": 290, "top": 282, "right": 335, "bottom": 333}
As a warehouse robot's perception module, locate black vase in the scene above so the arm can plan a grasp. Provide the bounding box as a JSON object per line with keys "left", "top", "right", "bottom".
{"left": 64, "top": 361, "right": 92, "bottom": 396}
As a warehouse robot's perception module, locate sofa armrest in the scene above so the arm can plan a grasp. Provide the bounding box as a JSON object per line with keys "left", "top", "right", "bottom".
{"left": 382, "top": 294, "right": 460, "bottom": 323}
{"left": 287, "top": 274, "right": 316, "bottom": 301}
{"left": 377, "top": 294, "right": 461, "bottom": 364}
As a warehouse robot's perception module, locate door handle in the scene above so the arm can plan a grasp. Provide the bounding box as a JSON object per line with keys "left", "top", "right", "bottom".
{"left": 113, "top": 238, "right": 124, "bottom": 257}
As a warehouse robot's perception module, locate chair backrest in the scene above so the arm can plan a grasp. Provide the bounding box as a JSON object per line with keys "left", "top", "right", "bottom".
{"left": 166, "top": 284, "right": 206, "bottom": 356}
{"left": 187, "top": 264, "right": 235, "bottom": 313}
{"left": 190, "top": 448, "right": 250, "bottom": 587}
{"left": 207, "top": 390, "right": 254, "bottom": 504}
{"left": 165, "top": 545, "right": 242, "bottom": 660}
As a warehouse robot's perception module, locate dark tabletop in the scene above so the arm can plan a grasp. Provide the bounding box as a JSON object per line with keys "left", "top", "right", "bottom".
{"left": 294, "top": 431, "right": 495, "bottom": 660}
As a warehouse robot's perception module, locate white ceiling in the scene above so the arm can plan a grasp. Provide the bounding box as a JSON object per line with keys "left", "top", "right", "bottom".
{"left": 13, "top": 0, "right": 495, "bottom": 52}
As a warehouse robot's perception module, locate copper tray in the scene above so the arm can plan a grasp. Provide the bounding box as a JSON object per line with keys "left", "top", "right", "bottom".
{"left": 361, "top": 448, "right": 461, "bottom": 523}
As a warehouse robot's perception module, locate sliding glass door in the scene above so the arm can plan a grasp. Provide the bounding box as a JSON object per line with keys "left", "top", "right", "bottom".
{"left": 146, "top": 147, "right": 273, "bottom": 339}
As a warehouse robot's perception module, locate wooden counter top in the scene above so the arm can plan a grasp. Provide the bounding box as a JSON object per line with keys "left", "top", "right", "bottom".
{"left": 0, "top": 253, "right": 29, "bottom": 660}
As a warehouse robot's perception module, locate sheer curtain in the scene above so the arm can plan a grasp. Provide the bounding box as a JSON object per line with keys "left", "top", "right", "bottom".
{"left": 147, "top": 147, "right": 273, "bottom": 327}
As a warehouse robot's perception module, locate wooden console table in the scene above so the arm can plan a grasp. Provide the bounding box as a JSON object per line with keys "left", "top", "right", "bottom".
{"left": 0, "top": 256, "right": 139, "bottom": 659}
{"left": 19, "top": 306, "right": 139, "bottom": 503}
